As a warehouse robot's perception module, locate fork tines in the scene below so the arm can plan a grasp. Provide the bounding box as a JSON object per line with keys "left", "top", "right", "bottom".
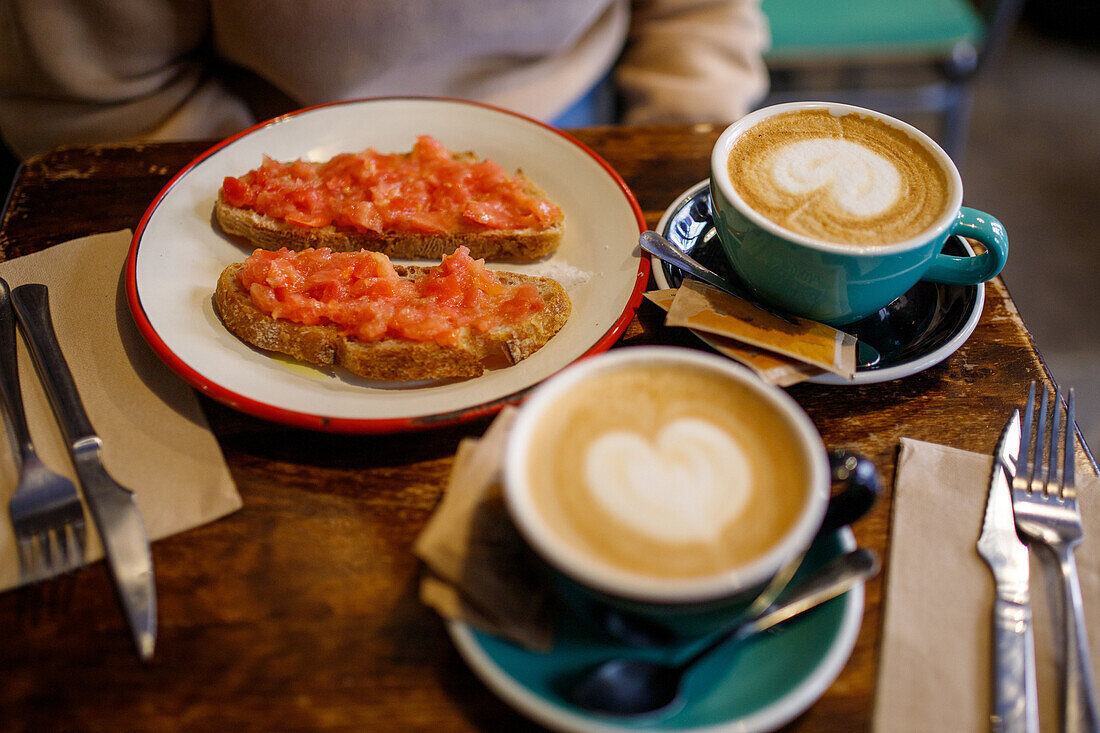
{"left": 1019, "top": 381, "right": 1076, "bottom": 500}
{"left": 15, "top": 520, "right": 86, "bottom": 582}
{"left": 8, "top": 460, "right": 88, "bottom": 582}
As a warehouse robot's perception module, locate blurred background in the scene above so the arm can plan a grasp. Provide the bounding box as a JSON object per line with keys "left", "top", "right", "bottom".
{"left": 961, "top": 17, "right": 1100, "bottom": 443}
{"left": 0, "top": 0, "right": 1096, "bottom": 439}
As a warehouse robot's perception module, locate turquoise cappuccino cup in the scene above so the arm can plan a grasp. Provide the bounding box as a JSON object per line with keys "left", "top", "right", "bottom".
{"left": 503, "top": 348, "right": 879, "bottom": 640}
{"left": 710, "top": 102, "right": 1008, "bottom": 325}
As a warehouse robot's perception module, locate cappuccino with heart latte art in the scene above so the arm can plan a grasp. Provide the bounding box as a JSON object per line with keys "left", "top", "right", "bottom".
{"left": 727, "top": 109, "right": 950, "bottom": 246}
{"left": 519, "top": 361, "right": 810, "bottom": 580}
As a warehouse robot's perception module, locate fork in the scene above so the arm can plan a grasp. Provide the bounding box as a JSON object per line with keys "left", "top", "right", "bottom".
{"left": 1012, "top": 381, "right": 1100, "bottom": 732}
{"left": 0, "top": 278, "right": 86, "bottom": 582}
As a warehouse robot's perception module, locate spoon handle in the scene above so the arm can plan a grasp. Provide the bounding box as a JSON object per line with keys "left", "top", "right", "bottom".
{"left": 746, "top": 548, "right": 878, "bottom": 636}
{"left": 639, "top": 232, "right": 744, "bottom": 295}
{"left": 639, "top": 231, "right": 800, "bottom": 326}
{"left": 678, "top": 548, "right": 879, "bottom": 670}
{"left": 639, "top": 231, "right": 756, "bottom": 299}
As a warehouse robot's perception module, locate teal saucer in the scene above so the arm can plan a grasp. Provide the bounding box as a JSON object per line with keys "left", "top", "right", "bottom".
{"left": 447, "top": 529, "right": 862, "bottom": 732}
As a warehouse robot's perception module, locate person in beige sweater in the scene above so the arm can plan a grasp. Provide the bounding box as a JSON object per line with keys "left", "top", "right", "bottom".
{"left": 0, "top": 0, "right": 769, "bottom": 160}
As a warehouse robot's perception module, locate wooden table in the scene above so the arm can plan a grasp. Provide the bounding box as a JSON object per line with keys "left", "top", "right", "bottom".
{"left": 0, "top": 126, "right": 1091, "bottom": 731}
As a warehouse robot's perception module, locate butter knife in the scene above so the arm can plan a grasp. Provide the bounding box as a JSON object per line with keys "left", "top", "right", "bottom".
{"left": 978, "top": 410, "right": 1038, "bottom": 733}
{"left": 10, "top": 284, "right": 156, "bottom": 660}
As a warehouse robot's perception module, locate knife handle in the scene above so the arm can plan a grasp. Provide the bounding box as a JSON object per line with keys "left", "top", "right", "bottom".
{"left": 9, "top": 284, "right": 98, "bottom": 448}
{"left": 992, "top": 594, "right": 1039, "bottom": 733}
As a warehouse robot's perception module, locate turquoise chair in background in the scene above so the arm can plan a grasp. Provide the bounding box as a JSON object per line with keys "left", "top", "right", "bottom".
{"left": 759, "top": 0, "right": 1026, "bottom": 163}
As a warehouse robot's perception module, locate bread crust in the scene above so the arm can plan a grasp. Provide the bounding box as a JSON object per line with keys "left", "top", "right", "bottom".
{"left": 215, "top": 164, "right": 564, "bottom": 262}
{"left": 213, "top": 262, "right": 571, "bottom": 381}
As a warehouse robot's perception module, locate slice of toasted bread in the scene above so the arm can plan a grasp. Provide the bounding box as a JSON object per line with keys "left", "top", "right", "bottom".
{"left": 216, "top": 193, "right": 563, "bottom": 262}
{"left": 213, "top": 262, "right": 572, "bottom": 381}
{"left": 215, "top": 143, "right": 564, "bottom": 262}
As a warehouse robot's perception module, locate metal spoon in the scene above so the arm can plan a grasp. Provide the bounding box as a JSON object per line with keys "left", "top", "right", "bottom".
{"left": 640, "top": 230, "right": 881, "bottom": 368}
{"left": 563, "top": 547, "right": 879, "bottom": 718}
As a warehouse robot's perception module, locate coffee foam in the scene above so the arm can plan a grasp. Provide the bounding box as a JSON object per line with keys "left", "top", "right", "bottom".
{"left": 583, "top": 418, "right": 753, "bottom": 543}
{"left": 727, "top": 109, "right": 950, "bottom": 246}
{"left": 770, "top": 138, "right": 900, "bottom": 218}
{"left": 524, "top": 364, "right": 809, "bottom": 580}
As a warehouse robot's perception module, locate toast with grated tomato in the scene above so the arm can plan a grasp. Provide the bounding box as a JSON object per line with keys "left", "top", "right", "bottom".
{"left": 213, "top": 247, "right": 571, "bottom": 382}
{"left": 215, "top": 136, "right": 564, "bottom": 262}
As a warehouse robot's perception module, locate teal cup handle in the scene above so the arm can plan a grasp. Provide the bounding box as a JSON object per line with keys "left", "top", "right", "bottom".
{"left": 923, "top": 207, "right": 1009, "bottom": 285}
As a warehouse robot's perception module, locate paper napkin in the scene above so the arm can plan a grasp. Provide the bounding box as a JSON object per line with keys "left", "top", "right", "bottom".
{"left": 414, "top": 407, "right": 555, "bottom": 650}
{"left": 0, "top": 230, "right": 241, "bottom": 592}
{"left": 874, "top": 438, "right": 1100, "bottom": 731}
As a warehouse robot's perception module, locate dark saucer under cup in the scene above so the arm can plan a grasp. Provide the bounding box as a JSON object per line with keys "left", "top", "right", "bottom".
{"left": 653, "top": 180, "right": 985, "bottom": 385}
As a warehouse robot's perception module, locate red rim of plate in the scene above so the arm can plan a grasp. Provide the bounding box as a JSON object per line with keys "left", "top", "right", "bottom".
{"left": 125, "top": 96, "right": 649, "bottom": 433}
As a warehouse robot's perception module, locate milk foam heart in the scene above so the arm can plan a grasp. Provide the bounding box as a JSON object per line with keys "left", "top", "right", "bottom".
{"left": 726, "top": 109, "right": 950, "bottom": 246}
{"left": 769, "top": 138, "right": 900, "bottom": 217}
{"left": 582, "top": 418, "right": 753, "bottom": 544}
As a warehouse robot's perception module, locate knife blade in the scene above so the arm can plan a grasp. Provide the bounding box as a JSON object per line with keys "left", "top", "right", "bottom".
{"left": 977, "top": 409, "right": 1037, "bottom": 733}
{"left": 10, "top": 283, "right": 156, "bottom": 661}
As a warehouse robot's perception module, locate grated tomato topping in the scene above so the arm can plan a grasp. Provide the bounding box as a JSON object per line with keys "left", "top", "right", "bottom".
{"left": 221, "top": 135, "right": 563, "bottom": 234}
{"left": 237, "top": 246, "right": 546, "bottom": 346}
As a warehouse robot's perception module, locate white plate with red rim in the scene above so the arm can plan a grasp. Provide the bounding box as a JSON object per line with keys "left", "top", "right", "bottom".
{"left": 126, "top": 97, "right": 648, "bottom": 432}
